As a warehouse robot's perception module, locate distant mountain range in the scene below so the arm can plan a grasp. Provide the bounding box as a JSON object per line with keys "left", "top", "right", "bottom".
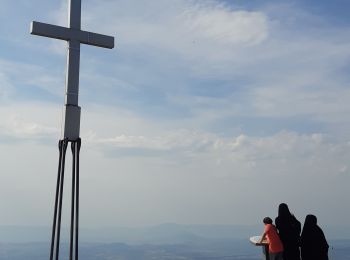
{"left": 0, "top": 240, "right": 349, "bottom": 260}
{"left": 0, "top": 242, "right": 264, "bottom": 260}
{"left": 0, "top": 223, "right": 348, "bottom": 244}
{"left": 0, "top": 224, "right": 349, "bottom": 260}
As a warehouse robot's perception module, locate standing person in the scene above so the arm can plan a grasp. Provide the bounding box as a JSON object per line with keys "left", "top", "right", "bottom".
{"left": 300, "top": 214, "right": 329, "bottom": 260}
{"left": 275, "top": 203, "right": 301, "bottom": 260}
{"left": 259, "top": 217, "right": 284, "bottom": 260}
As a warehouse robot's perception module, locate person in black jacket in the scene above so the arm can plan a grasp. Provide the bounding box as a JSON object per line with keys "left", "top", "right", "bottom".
{"left": 300, "top": 214, "right": 329, "bottom": 260}
{"left": 275, "top": 203, "right": 301, "bottom": 260}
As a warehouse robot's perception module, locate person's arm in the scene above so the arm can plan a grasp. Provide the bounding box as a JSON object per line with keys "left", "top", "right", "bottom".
{"left": 258, "top": 232, "right": 267, "bottom": 244}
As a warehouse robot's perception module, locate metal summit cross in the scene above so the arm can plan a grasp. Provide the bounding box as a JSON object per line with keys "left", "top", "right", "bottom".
{"left": 30, "top": 0, "right": 114, "bottom": 260}
{"left": 31, "top": 1, "right": 114, "bottom": 140}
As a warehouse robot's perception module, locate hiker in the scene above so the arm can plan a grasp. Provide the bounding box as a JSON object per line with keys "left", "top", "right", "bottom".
{"left": 259, "top": 217, "right": 284, "bottom": 260}
{"left": 275, "top": 203, "right": 301, "bottom": 260}
{"left": 300, "top": 214, "right": 329, "bottom": 260}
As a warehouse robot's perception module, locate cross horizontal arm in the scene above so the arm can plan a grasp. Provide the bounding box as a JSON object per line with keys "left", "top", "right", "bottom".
{"left": 79, "top": 30, "right": 114, "bottom": 49}
{"left": 30, "top": 21, "right": 114, "bottom": 49}
{"left": 31, "top": 21, "right": 71, "bottom": 41}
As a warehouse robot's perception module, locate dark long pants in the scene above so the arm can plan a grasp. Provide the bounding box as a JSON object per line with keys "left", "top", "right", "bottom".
{"left": 269, "top": 252, "right": 283, "bottom": 260}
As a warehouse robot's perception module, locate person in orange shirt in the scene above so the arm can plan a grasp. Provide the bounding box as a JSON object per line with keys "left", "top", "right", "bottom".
{"left": 259, "top": 217, "right": 284, "bottom": 260}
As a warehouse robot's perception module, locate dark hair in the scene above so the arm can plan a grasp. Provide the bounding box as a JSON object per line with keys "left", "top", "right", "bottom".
{"left": 263, "top": 217, "right": 273, "bottom": 224}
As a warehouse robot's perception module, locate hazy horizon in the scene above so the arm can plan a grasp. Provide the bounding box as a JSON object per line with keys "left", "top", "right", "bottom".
{"left": 0, "top": 223, "right": 349, "bottom": 244}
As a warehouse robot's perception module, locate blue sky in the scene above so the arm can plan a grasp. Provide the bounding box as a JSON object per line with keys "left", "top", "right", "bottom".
{"left": 0, "top": 0, "right": 350, "bottom": 231}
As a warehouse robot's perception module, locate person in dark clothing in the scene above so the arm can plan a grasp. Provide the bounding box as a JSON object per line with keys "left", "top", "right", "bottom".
{"left": 275, "top": 203, "right": 301, "bottom": 260}
{"left": 300, "top": 214, "right": 329, "bottom": 260}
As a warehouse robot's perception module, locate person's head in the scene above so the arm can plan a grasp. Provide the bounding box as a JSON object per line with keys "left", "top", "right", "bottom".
{"left": 263, "top": 217, "right": 273, "bottom": 225}
{"left": 302, "top": 215, "right": 318, "bottom": 236}
{"left": 278, "top": 203, "right": 291, "bottom": 218}
{"left": 304, "top": 214, "right": 317, "bottom": 227}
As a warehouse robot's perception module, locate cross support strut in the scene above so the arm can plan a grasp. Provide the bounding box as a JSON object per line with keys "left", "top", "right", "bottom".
{"left": 50, "top": 139, "right": 81, "bottom": 260}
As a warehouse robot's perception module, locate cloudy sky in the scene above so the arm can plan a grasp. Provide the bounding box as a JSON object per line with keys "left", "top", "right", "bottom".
{"left": 0, "top": 0, "right": 350, "bottom": 229}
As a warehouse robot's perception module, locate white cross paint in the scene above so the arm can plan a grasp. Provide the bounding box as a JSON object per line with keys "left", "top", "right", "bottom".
{"left": 30, "top": 0, "right": 114, "bottom": 140}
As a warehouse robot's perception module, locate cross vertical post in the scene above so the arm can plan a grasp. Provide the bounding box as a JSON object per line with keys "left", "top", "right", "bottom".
{"left": 30, "top": 0, "right": 114, "bottom": 259}
{"left": 65, "top": 0, "right": 81, "bottom": 106}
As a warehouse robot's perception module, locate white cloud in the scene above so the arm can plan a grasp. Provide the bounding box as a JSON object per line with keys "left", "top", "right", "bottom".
{"left": 0, "top": 99, "right": 349, "bottom": 226}
{"left": 79, "top": 118, "right": 350, "bottom": 226}
{"left": 0, "top": 59, "right": 64, "bottom": 98}
{"left": 0, "top": 114, "right": 58, "bottom": 139}
{"left": 70, "top": 0, "right": 350, "bottom": 129}
{"left": 79, "top": 105, "right": 346, "bottom": 174}
{"left": 0, "top": 102, "right": 60, "bottom": 141}
{"left": 0, "top": 72, "right": 14, "bottom": 100}
{"left": 83, "top": 0, "right": 269, "bottom": 58}
{"left": 182, "top": 6, "right": 268, "bottom": 46}
{"left": 29, "top": 0, "right": 350, "bottom": 129}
